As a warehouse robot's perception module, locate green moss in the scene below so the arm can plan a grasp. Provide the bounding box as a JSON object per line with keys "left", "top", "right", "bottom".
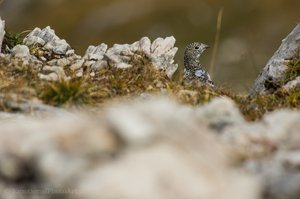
{"left": 236, "top": 89, "right": 300, "bottom": 121}
{"left": 28, "top": 44, "right": 43, "bottom": 58}
{"left": 1, "top": 31, "right": 23, "bottom": 53}
{"left": 286, "top": 58, "right": 300, "bottom": 82}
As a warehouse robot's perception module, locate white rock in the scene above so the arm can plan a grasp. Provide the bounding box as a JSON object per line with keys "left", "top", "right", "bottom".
{"left": 70, "top": 59, "right": 85, "bottom": 71}
{"left": 23, "top": 28, "right": 45, "bottom": 46}
{"left": 84, "top": 60, "right": 96, "bottom": 68}
{"left": 84, "top": 44, "right": 107, "bottom": 60}
{"left": 106, "top": 45, "right": 133, "bottom": 68}
{"left": 66, "top": 49, "right": 75, "bottom": 56}
{"left": 57, "top": 57, "right": 70, "bottom": 66}
{"left": 283, "top": 76, "right": 300, "bottom": 90}
{"left": 0, "top": 17, "right": 5, "bottom": 53}
{"left": 251, "top": 23, "right": 300, "bottom": 95}
{"left": 77, "top": 142, "right": 258, "bottom": 199}
{"left": 38, "top": 72, "right": 59, "bottom": 81}
{"left": 262, "top": 110, "right": 300, "bottom": 143}
{"left": 138, "top": 37, "right": 151, "bottom": 56}
{"left": 90, "top": 71, "right": 95, "bottom": 77}
{"left": 44, "top": 38, "right": 70, "bottom": 55}
{"left": 106, "top": 98, "right": 192, "bottom": 145}
{"left": 23, "top": 26, "right": 72, "bottom": 56}
{"left": 76, "top": 68, "right": 84, "bottom": 77}
{"left": 24, "top": 36, "right": 46, "bottom": 46}
{"left": 47, "top": 59, "right": 58, "bottom": 66}
{"left": 196, "top": 97, "right": 244, "bottom": 132}
{"left": 40, "top": 65, "right": 68, "bottom": 81}
{"left": 39, "top": 56, "right": 47, "bottom": 62}
{"left": 103, "top": 36, "right": 178, "bottom": 77}
{"left": 11, "top": 45, "right": 31, "bottom": 59}
{"left": 130, "top": 41, "right": 140, "bottom": 52}
{"left": 150, "top": 37, "right": 164, "bottom": 54}
{"left": 91, "top": 60, "right": 107, "bottom": 70}
{"left": 151, "top": 36, "right": 176, "bottom": 56}
{"left": 149, "top": 37, "right": 178, "bottom": 78}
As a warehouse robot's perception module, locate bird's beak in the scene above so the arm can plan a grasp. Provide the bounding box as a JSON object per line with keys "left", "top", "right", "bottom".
{"left": 204, "top": 45, "right": 210, "bottom": 49}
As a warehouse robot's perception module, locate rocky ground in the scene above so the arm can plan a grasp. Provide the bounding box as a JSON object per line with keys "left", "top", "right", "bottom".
{"left": 1, "top": 17, "right": 300, "bottom": 199}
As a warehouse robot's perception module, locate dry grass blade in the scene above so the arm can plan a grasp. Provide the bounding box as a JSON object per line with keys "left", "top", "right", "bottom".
{"left": 209, "top": 8, "right": 224, "bottom": 78}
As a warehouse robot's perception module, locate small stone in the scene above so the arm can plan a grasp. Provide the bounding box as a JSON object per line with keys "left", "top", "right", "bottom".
{"left": 38, "top": 72, "right": 59, "bottom": 81}
{"left": 57, "top": 58, "right": 70, "bottom": 67}
{"left": 76, "top": 69, "right": 83, "bottom": 77}
{"left": 70, "top": 59, "right": 84, "bottom": 71}
{"left": 91, "top": 60, "right": 107, "bottom": 70}
{"left": 47, "top": 59, "right": 58, "bottom": 66}
{"left": 84, "top": 60, "right": 96, "bottom": 68}
{"left": 84, "top": 44, "right": 108, "bottom": 60}
{"left": 41, "top": 65, "right": 67, "bottom": 81}
{"left": 11, "top": 45, "right": 31, "bottom": 59}
{"left": 40, "top": 56, "right": 47, "bottom": 62}
{"left": 90, "top": 71, "right": 95, "bottom": 77}
{"left": 283, "top": 76, "right": 300, "bottom": 90}
{"left": 196, "top": 97, "right": 244, "bottom": 132}
{"left": 66, "top": 49, "right": 75, "bottom": 56}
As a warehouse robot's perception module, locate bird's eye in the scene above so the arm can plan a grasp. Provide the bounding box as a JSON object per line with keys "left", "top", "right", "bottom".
{"left": 195, "top": 46, "right": 200, "bottom": 50}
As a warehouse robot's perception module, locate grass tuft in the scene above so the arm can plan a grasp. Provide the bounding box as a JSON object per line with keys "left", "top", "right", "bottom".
{"left": 39, "top": 78, "right": 95, "bottom": 107}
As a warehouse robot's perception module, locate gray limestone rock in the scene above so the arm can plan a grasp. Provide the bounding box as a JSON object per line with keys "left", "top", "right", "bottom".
{"left": 250, "top": 23, "right": 300, "bottom": 95}
{"left": 38, "top": 65, "right": 70, "bottom": 81}
{"left": 104, "top": 36, "right": 178, "bottom": 78}
{"left": 150, "top": 36, "right": 178, "bottom": 78}
{"left": 5, "top": 24, "right": 178, "bottom": 81}
{"left": 82, "top": 44, "right": 108, "bottom": 70}
{"left": 84, "top": 44, "right": 108, "bottom": 61}
{"left": 283, "top": 76, "right": 300, "bottom": 90}
{"left": 11, "top": 45, "right": 31, "bottom": 59}
{"left": 23, "top": 26, "right": 73, "bottom": 56}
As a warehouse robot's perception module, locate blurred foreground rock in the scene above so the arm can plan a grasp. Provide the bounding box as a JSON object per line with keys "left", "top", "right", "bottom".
{"left": 0, "top": 97, "right": 261, "bottom": 199}
{"left": 1, "top": 97, "right": 300, "bottom": 199}
{"left": 251, "top": 23, "right": 300, "bottom": 95}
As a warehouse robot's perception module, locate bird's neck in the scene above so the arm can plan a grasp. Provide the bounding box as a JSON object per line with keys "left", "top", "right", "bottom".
{"left": 184, "top": 53, "right": 200, "bottom": 69}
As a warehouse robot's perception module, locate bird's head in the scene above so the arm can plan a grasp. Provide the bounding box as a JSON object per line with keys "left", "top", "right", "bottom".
{"left": 185, "top": 42, "right": 209, "bottom": 59}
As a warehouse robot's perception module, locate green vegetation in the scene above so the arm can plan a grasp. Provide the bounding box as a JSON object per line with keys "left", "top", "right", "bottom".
{"left": 286, "top": 57, "right": 300, "bottom": 82}
{"left": 236, "top": 89, "right": 300, "bottom": 121}
{"left": 1, "top": 31, "right": 23, "bottom": 53}
{"left": 39, "top": 78, "right": 95, "bottom": 106}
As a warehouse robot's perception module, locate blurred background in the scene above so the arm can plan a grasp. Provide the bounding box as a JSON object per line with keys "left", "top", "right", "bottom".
{"left": 0, "top": 0, "right": 299, "bottom": 92}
